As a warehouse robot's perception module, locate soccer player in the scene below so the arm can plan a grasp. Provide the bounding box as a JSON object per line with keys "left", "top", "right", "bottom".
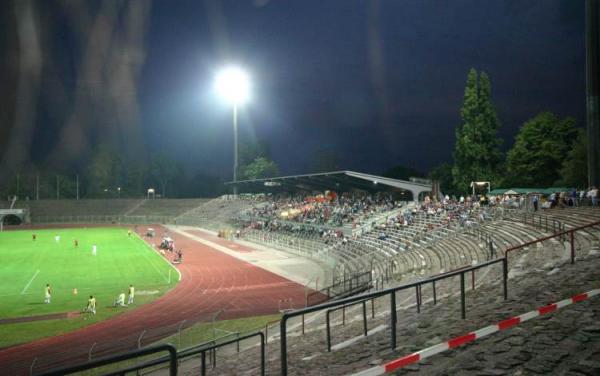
{"left": 32, "top": 234, "right": 36, "bottom": 241}
{"left": 127, "top": 285, "right": 135, "bottom": 305}
{"left": 55, "top": 235, "right": 60, "bottom": 243}
{"left": 74, "top": 239, "right": 79, "bottom": 247}
{"left": 128, "top": 230, "right": 132, "bottom": 237}
{"left": 114, "top": 292, "right": 126, "bottom": 307}
{"left": 44, "top": 284, "right": 51, "bottom": 304}
{"left": 92, "top": 244, "right": 97, "bottom": 256}
{"left": 86, "top": 295, "right": 96, "bottom": 314}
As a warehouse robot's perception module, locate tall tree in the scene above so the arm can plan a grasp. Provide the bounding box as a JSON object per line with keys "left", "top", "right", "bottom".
{"left": 452, "top": 69, "right": 503, "bottom": 193}
{"left": 505, "top": 112, "right": 578, "bottom": 187}
{"left": 87, "top": 145, "right": 121, "bottom": 197}
{"left": 429, "top": 163, "right": 455, "bottom": 195}
{"left": 149, "top": 153, "right": 177, "bottom": 198}
{"left": 558, "top": 129, "right": 588, "bottom": 188}
{"left": 239, "top": 157, "right": 280, "bottom": 180}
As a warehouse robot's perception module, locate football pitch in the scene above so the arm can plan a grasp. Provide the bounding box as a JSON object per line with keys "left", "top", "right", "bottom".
{"left": 0, "top": 227, "right": 178, "bottom": 347}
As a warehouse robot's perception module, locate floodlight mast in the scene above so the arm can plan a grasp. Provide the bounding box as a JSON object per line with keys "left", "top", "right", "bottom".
{"left": 215, "top": 67, "right": 250, "bottom": 197}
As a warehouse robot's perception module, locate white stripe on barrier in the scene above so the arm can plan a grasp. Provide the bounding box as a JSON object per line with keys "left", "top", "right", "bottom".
{"left": 418, "top": 342, "right": 449, "bottom": 359}
{"left": 556, "top": 298, "right": 572, "bottom": 309}
{"left": 588, "top": 289, "right": 600, "bottom": 298}
{"left": 473, "top": 324, "right": 498, "bottom": 339}
{"left": 518, "top": 310, "right": 538, "bottom": 322}
{"left": 350, "top": 287, "right": 599, "bottom": 376}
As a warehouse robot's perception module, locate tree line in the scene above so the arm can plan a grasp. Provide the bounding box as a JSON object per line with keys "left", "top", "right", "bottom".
{"left": 1, "top": 140, "right": 281, "bottom": 200}
{"left": 430, "top": 68, "right": 587, "bottom": 195}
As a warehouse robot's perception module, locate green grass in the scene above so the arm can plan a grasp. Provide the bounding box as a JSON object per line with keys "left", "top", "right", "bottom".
{"left": 0, "top": 227, "right": 178, "bottom": 348}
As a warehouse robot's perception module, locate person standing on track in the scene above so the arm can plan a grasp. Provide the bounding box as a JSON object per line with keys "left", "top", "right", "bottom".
{"left": 127, "top": 284, "right": 135, "bottom": 305}
{"left": 44, "top": 284, "right": 51, "bottom": 304}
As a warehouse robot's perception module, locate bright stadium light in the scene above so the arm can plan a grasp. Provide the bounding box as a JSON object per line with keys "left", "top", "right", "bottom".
{"left": 214, "top": 66, "right": 250, "bottom": 105}
{"left": 214, "top": 66, "right": 251, "bottom": 196}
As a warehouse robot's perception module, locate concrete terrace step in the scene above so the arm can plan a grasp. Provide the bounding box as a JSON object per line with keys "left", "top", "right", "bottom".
{"left": 178, "top": 240, "right": 600, "bottom": 376}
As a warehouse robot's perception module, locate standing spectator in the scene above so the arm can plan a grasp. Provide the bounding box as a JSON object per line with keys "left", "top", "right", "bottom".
{"left": 44, "top": 284, "right": 51, "bottom": 304}
{"left": 590, "top": 186, "right": 598, "bottom": 207}
{"left": 533, "top": 195, "right": 539, "bottom": 212}
{"left": 127, "top": 285, "right": 135, "bottom": 305}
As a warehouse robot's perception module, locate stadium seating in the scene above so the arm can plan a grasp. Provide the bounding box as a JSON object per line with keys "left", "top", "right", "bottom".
{"left": 177, "top": 207, "right": 600, "bottom": 376}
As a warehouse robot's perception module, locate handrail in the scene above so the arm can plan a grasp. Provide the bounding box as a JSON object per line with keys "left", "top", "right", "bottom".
{"left": 37, "top": 344, "right": 177, "bottom": 376}
{"left": 505, "top": 219, "right": 600, "bottom": 264}
{"left": 176, "top": 331, "right": 265, "bottom": 376}
{"left": 280, "top": 218, "right": 600, "bottom": 375}
{"left": 280, "top": 256, "right": 504, "bottom": 375}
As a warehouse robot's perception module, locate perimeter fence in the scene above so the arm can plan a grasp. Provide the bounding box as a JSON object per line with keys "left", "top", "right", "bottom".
{"left": 10, "top": 309, "right": 280, "bottom": 376}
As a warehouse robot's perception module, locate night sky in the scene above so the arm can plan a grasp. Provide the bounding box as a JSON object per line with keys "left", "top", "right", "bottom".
{"left": 0, "top": 0, "right": 586, "bottom": 179}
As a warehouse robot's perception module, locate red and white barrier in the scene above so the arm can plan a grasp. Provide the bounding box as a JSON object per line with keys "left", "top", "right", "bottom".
{"left": 352, "top": 288, "right": 600, "bottom": 376}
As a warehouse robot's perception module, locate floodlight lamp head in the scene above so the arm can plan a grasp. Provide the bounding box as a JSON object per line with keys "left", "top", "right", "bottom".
{"left": 215, "top": 66, "right": 250, "bottom": 105}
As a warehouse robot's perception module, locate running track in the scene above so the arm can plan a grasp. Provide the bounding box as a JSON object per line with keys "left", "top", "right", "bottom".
{"left": 0, "top": 226, "right": 313, "bottom": 375}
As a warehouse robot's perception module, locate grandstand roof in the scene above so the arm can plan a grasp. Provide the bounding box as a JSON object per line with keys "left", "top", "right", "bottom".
{"left": 225, "top": 170, "right": 432, "bottom": 197}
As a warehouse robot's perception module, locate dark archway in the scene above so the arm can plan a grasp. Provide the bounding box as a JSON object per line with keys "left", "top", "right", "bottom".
{"left": 2, "top": 214, "right": 22, "bottom": 225}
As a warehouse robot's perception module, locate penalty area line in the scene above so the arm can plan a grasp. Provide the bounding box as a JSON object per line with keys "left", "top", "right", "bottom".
{"left": 21, "top": 269, "right": 40, "bottom": 295}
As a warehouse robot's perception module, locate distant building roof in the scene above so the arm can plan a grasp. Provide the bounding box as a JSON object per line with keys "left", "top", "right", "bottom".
{"left": 225, "top": 170, "right": 432, "bottom": 197}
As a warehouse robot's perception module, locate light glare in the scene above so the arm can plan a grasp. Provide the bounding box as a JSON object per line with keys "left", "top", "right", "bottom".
{"left": 215, "top": 67, "right": 250, "bottom": 105}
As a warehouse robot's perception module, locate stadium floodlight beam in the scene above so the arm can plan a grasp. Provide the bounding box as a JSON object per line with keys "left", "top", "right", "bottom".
{"left": 215, "top": 66, "right": 251, "bottom": 196}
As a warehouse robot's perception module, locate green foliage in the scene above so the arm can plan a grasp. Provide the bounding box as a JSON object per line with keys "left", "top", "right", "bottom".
{"left": 505, "top": 112, "right": 578, "bottom": 187}
{"left": 238, "top": 140, "right": 271, "bottom": 167}
{"left": 87, "top": 145, "right": 121, "bottom": 196}
{"left": 452, "top": 68, "right": 503, "bottom": 193}
{"left": 239, "top": 157, "right": 280, "bottom": 180}
{"left": 557, "top": 128, "right": 588, "bottom": 188}
{"left": 148, "top": 153, "right": 178, "bottom": 197}
{"left": 429, "top": 163, "right": 455, "bottom": 195}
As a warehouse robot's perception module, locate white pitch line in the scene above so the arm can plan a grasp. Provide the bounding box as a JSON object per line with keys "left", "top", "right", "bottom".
{"left": 21, "top": 269, "right": 40, "bottom": 295}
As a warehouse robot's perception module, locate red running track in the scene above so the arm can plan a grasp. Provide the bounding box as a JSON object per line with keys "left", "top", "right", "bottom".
{"left": 0, "top": 226, "right": 312, "bottom": 375}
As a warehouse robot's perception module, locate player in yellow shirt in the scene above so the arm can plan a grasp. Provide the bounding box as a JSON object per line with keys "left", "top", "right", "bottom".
{"left": 85, "top": 295, "right": 96, "bottom": 314}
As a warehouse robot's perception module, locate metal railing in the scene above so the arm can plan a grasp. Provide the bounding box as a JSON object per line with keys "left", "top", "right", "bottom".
{"left": 29, "top": 217, "right": 600, "bottom": 376}
{"left": 306, "top": 271, "right": 372, "bottom": 306}
{"left": 36, "top": 344, "right": 177, "bottom": 376}
{"left": 279, "top": 257, "right": 505, "bottom": 375}
{"left": 278, "top": 218, "right": 600, "bottom": 375}
{"left": 38, "top": 331, "right": 265, "bottom": 376}
{"left": 177, "top": 331, "right": 265, "bottom": 376}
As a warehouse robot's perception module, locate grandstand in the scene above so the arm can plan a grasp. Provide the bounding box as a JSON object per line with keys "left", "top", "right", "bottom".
{"left": 161, "top": 206, "right": 600, "bottom": 375}
{"left": 2, "top": 173, "right": 600, "bottom": 375}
